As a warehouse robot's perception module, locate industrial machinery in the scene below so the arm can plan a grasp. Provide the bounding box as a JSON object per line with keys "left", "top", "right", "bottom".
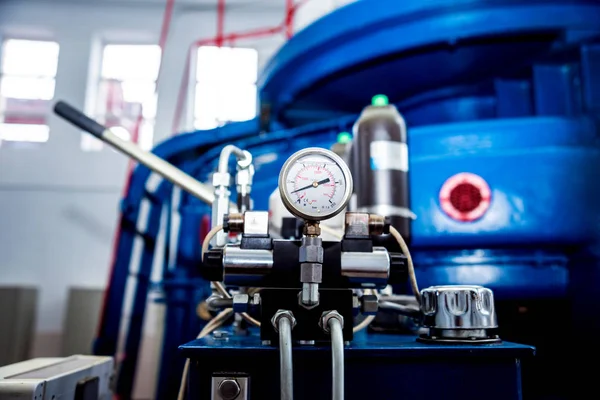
{"left": 52, "top": 100, "right": 534, "bottom": 400}
{"left": 36, "top": 0, "right": 600, "bottom": 399}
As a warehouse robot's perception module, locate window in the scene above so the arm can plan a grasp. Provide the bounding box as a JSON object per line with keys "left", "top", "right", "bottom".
{"left": 0, "top": 39, "right": 60, "bottom": 144}
{"left": 194, "top": 46, "right": 258, "bottom": 130}
{"left": 83, "top": 44, "right": 161, "bottom": 151}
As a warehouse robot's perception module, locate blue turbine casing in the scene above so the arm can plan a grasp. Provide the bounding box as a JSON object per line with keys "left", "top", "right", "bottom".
{"left": 410, "top": 116, "right": 600, "bottom": 248}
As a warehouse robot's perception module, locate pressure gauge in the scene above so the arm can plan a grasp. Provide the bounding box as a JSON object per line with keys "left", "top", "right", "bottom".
{"left": 278, "top": 147, "right": 353, "bottom": 221}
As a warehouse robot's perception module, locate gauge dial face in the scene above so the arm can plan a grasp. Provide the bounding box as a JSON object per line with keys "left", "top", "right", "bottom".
{"left": 279, "top": 148, "right": 353, "bottom": 221}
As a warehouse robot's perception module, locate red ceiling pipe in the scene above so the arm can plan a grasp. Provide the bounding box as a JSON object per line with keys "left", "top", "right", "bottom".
{"left": 216, "top": 0, "right": 226, "bottom": 47}
{"left": 194, "top": 25, "right": 284, "bottom": 47}
{"left": 171, "top": 0, "right": 311, "bottom": 132}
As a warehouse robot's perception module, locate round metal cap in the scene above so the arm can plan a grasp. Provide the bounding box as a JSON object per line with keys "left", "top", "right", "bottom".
{"left": 421, "top": 285, "right": 497, "bottom": 330}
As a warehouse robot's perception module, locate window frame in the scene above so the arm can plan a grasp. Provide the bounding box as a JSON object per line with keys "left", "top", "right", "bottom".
{"left": 0, "top": 37, "right": 60, "bottom": 144}
{"left": 82, "top": 40, "right": 161, "bottom": 151}
{"left": 192, "top": 45, "right": 259, "bottom": 131}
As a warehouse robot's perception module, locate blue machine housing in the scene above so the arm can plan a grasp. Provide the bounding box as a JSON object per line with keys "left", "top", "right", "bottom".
{"left": 95, "top": 0, "right": 600, "bottom": 398}
{"left": 181, "top": 334, "right": 534, "bottom": 400}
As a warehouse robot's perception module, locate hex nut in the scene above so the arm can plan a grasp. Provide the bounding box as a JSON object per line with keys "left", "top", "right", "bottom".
{"left": 212, "top": 172, "right": 231, "bottom": 187}
{"left": 361, "top": 294, "right": 379, "bottom": 315}
{"left": 297, "top": 290, "right": 320, "bottom": 310}
{"left": 251, "top": 293, "right": 261, "bottom": 306}
{"left": 233, "top": 294, "right": 249, "bottom": 313}
{"left": 352, "top": 295, "right": 360, "bottom": 316}
{"left": 303, "top": 223, "right": 321, "bottom": 236}
{"left": 299, "top": 241, "right": 324, "bottom": 263}
{"left": 271, "top": 309, "right": 297, "bottom": 332}
{"left": 235, "top": 165, "right": 254, "bottom": 186}
{"left": 319, "top": 310, "right": 344, "bottom": 333}
{"left": 300, "top": 263, "right": 322, "bottom": 283}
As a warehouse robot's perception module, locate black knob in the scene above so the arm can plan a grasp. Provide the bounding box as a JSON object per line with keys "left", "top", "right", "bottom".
{"left": 201, "top": 249, "right": 224, "bottom": 281}
{"left": 389, "top": 252, "right": 408, "bottom": 284}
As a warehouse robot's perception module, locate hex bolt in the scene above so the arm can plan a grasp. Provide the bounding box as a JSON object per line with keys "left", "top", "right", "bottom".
{"left": 361, "top": 294, "right": 379, "bottom": 315}
{"left": 300, "top": 282, "right": 320, "bottom": 308}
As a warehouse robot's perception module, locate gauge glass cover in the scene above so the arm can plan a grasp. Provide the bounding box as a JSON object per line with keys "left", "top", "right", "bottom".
{"left": 279, "top": 148, "right": 352, "bottom": 221}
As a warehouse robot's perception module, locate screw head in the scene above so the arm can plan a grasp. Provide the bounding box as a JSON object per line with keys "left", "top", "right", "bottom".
{"left": 218, "top": 379, "right": 241, "bottom": 400}
{"left": 213, "top": 330, "right": 229, "bottom": 340}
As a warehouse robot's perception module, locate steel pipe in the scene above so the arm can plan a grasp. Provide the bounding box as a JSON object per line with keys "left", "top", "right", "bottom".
{"left": 329, "top": 317, "right": 344, "bottom": 400}
{"left": 278, "top": 316, "right": 294, "bottom": 400}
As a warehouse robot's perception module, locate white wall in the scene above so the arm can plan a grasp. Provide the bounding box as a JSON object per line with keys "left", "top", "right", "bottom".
{"left": 293, "top": 0, "right": 356, "bottom": 33}
{"left": 0, "top": 0, "right": 287, "bottom": 358}
{"left": 0, "top": 0, "right": 348, "bottom": 364}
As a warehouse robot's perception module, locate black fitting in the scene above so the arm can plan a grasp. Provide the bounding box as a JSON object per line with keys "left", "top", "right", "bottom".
{"left": 201, "top": 248, "right": 224, "bottom": 281}
{"left": 237, "top": 193, "right": 251, "bottom": 213}
{"left": 383, "top": 216, "right": 391, "bottom": 234}
{"left": 240, "top": 236, "right": 272, "bottom": 250}
{"left": 222, "top": 215, "right": 231, "bottom": 232}
{"left": 389, "top": 252, "right": 408, "bottom": 284}
{"left": 281, "top": 217, "right": 302, "bottom": 239}
{"left": 341, "top": 238, "right": 373, "bottom": 253}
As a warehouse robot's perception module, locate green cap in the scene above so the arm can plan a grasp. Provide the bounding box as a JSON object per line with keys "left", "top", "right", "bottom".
{"left": 371, "top": 94, "right": 389, "bottom": 107}
{"left": 337, "top": 131, "right": 352, "bottom": 144}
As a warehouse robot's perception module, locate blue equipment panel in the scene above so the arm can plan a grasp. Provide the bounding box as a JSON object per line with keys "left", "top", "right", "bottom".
{"left": 180, "top": 333, "right": 534, "bottom": 400}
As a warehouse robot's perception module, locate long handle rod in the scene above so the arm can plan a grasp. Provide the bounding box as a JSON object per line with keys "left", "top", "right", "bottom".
{"left": 54, "top": 101, "right": 216, "bottom": 205}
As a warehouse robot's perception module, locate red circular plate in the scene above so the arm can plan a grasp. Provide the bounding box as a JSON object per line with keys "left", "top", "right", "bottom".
{"left": 439, "top": 173, "right": 491, "bottom": 222}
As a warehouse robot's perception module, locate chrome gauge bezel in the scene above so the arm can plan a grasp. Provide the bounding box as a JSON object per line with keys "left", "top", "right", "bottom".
{"left": 278, "top": 147, "right": 353, "bottom": 221}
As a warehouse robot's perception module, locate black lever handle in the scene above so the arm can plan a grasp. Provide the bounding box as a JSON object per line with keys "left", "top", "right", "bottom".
{"left": 54, "top": 101, "right": 106, "bottom": 138}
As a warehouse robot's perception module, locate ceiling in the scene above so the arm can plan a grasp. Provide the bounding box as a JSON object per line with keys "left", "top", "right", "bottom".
{"left": 28, "top": 0, "right": 286, "bottom": 9}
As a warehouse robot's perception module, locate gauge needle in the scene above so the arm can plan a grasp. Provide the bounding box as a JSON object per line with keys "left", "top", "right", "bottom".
{"left": 291, "top": 178, "right": 331, "bottom": 193}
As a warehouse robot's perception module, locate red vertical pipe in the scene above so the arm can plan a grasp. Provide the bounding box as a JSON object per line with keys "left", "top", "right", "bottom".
{"left": 217, "top": 0, "right": 226, "bottom": 47}
{"left": 285, "top": 0, "right": 294, "bottom": 39}
{"left": 96, "top": 0, "right": 177, "bottom": 353}
{"left": 171, "top": 51, "right": 192, "bottom": 135}
{"left": 159, "top": 0, "right": 176, "bottom": 50}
